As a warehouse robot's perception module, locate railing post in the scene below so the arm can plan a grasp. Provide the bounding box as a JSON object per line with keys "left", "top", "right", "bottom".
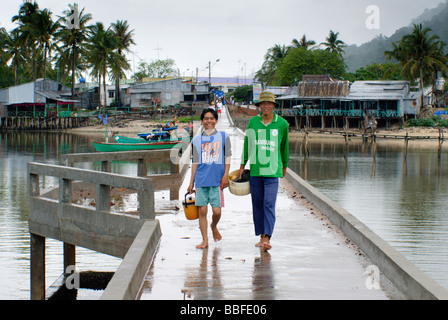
{"left": 29, "top": 173, "right": 40, "bottom": 197}
{"left": 64, "top": 243, "right": 76, "bottom": 273}
{"left": 139, "top": 179, "right": 155, "bottom": 220}
{"left": 60, "top": 178, "right": 72, "bottom": 204}
{"left": 30, "top": 233, "right": 45, "bottom": 300}
{"left": 101, "top": 160, "right": 111, "bottom": 172}
{"left": 137, "top": 158, "right": 147, "bottom": 177}
{"left": 96, "top": 184, "right": 110, "bottom": 212}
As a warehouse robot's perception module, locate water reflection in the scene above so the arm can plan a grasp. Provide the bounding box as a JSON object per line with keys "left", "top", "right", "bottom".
{"left": 288, "top": 136, "right": 448, "bottom": 290}
{"left": 0, "top": 131, "right": 176, "bottom": 299}
{"left": 252, "top": 252, "right": 274, "bottom": 300}
{"left": 182, "top": 248, "right": 224, "bottom": 300}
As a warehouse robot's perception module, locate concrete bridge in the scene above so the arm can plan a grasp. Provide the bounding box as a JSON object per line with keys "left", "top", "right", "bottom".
{"left": 28, "top": 106, "right": 448, "bottom": 300}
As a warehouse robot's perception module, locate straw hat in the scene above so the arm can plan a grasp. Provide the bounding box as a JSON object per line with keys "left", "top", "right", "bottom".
{"left": 255, "top": 91, "right": 278, "bottom": 107}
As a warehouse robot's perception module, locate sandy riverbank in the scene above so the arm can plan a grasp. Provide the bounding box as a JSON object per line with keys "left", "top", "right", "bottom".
{"left": 69, "top": 119, "right": 177, "bottom": 134}
{"left": 289, "top": 127, "right": 444, "bottom": 140}
{"left": 69, "top": 118, "right": 444, "bottom": 141}
{"left": 67, "top": 104, "right": 446, "bottom": 142}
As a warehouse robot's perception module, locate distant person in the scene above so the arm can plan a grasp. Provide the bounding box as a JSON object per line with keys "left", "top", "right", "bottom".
{"left": 188, "top": 108, "right": 232, "bottom": 249}
{"left": 238, "top": 91, "right": 289, "bottom": 251}
{"left": 217, "top": 100, "right": 222, "bottom": 116}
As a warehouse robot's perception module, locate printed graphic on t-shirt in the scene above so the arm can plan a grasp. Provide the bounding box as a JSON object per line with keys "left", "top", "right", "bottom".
{"left": 201, "top": 141, "right": 221, "bottom": 163}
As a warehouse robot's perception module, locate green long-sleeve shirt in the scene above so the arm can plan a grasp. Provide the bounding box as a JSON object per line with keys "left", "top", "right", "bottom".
{"left": 241, "top": 113, "right": 289, "bottom": 177}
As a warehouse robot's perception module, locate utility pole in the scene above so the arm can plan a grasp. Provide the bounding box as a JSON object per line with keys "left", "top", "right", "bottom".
{"left": 208, "top": 61, "right": 211, "bottom": 87}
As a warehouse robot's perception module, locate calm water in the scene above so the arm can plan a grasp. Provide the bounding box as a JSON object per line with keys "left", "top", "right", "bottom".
{"left": 1, "top": 131, "right": 448, "bottom": 299}
{"left": 0, "top": 131, "right": 171, "bottom": 300}
{"left": 288, "top": 136, "right": 448, "bottom": 291}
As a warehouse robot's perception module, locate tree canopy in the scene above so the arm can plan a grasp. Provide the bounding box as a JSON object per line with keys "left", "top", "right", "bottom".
{"left": 273, "top": 48, "right": 346, "bottom": 86}
{"left": 255, "top": 31, "right": 347, "bottom": 86}
{"left": 0, "top": 0, "right": 140, "bottom": 98}
{"left": 132, "top": 58, "right": 180, "bottom": 80}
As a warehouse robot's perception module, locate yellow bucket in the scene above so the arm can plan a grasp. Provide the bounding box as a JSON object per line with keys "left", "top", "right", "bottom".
{"left": 182, "top": 192, "right": 199, "bottom": 220}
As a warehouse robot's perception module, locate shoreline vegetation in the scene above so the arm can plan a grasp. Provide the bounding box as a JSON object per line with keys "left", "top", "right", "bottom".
{"left": 68, "top": 105, "right": 445, "bottom": 142}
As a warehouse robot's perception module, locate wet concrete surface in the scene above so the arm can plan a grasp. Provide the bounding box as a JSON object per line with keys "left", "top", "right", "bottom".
{"left": 138, "top": 107, "right": 396, "bottom": 300}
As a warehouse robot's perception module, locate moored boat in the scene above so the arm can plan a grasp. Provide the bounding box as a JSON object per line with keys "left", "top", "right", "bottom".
{"left": 91, "top": 139, "right": 183, "bottom": 152}
{"left": 113, "top": 135, "right": 148, "bottom": 143}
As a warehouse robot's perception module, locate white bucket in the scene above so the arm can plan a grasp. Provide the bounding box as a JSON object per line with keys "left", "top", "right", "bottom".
{"left": 228, "top": 170, "right": 250, "bottom": 196}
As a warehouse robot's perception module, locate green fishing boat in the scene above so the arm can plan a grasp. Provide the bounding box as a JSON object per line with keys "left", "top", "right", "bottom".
{"left": 91, "top": 139, "right": 182, "bottom": 152}
{"left": 113, "top": 135, "right": 148, "bottom": 143}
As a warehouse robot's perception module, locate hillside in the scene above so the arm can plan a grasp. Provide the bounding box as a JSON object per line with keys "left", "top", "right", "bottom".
{"left": 344, "top": 2, "right": 448, "bottom": 72}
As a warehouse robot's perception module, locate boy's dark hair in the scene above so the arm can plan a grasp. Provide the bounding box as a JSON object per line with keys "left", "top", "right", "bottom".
{"left": 201, "top": 108, "right": 218, "bottom": 120}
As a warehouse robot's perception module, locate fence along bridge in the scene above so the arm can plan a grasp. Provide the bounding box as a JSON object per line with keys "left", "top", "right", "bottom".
{"left": 28, "top": 146, "right": 190, "bottom": 300}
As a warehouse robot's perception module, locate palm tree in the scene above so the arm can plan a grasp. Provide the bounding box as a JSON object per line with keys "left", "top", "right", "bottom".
{"left": 12, "top": 1, "right": 40, "bottom": 81}
{"left": 56, "top": 4, "right": 93, "bottom": 98}
{"left": 12, "top": 1, "right": 39, "bottom": 25}
{"left": 86, "top": 22, "right": 128, "bottom": 113}
{"left": 1, "top": 28, "right": 26, "bottom": 85}
{"left": 111, "top": 20, "right": 135, "bottom": 105}
{"left": 385, "top": 24, "right": 448, "bottom": 109}
{"left": 321, "top": 30, "right": 346, "bottom": 55}
{"left": 255, "top": 44, "right": 289, "bottom": 85}
{"left": 291, "top": 34, "right": 316, "bottom": 51}
{"left": 23, "top": 8, "right": 59, "bottom": 80}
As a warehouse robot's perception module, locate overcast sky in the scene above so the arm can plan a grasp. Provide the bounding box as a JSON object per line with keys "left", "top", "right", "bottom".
{"left": 0, "top": 0, "right": 444, "bottom": 79}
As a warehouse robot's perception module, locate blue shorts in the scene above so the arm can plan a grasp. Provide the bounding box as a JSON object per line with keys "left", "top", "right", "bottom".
{"left": 195, "top": 186, "right": 224, "bottom": 208}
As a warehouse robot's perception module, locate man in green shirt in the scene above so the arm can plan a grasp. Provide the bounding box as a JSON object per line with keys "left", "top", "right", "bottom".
{"left": 238, "top": 91, "right": 289, "bottom": 251}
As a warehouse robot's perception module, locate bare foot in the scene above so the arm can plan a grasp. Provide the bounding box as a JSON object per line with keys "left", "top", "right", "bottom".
{"left": 262, "top": 235, "right": 272, "bottom": 251}
{"left": 255, "top": 235, "right": 265, "bottom": 247}
{"left": 211, "top": 224, "right": 222, "bottom": 242}
{"left": 196, "top": 241, "right": 208, "bottom": 249}
{"left": 262, "top": 241, "right": 272, "bottom": 251}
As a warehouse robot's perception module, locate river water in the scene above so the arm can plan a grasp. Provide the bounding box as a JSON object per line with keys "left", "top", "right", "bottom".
{"left": 0, "top": 131, "right": 169, "bottom": 300}
{"left": 288, "top": 135, "right": 448, "bottom": 291}
{"left": 0, "top": 131, "right": 447, "bottom": 299}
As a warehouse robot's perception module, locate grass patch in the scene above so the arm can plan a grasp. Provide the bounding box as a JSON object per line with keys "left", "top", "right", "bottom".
{"left": 405, "top": 115, "right": 448, "bottom": 128}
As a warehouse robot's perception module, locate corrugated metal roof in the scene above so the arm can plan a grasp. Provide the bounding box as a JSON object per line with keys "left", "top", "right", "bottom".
{"left": 35, "top": 91, "right": 77, "bottom": 103}
{"left": 278, "top": 81, "right": 419, "bottom": 101}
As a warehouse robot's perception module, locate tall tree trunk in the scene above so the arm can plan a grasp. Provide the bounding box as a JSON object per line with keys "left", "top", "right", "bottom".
{"left": 32, "top": 56, "right": 36, "bottom": 82}
{"left": 115, "top": 48, "right": 122, "bottom": 107}
{"left": 98, "top": 73, "right": 102, "bottom": 111}
{"left": 419, "top": 65, "right": 424, "bottom": 111}
{"left": 14, "top": 63, "right": 18, "bottom": 86}
{"left": 71, "top": 44, "right": 76, "bottom": 99}
{"left": 103, "top": 66, "right": 107, "bottom": 116}
{"left": 43, "top": 43, "right": 47, "bottom": 81}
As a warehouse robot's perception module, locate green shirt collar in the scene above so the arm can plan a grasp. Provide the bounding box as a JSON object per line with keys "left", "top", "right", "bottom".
{"left": 257, "top": 113, "right": 278, "bottom": 123}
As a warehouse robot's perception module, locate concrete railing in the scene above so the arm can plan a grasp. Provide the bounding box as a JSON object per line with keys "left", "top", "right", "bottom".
{"left": 28, "top": 162, "right": 156, "bottom": 257}
{"left": 284, "top": 168, "right": 448, "bottom": 300}
{"left": 28, "top": 162, "right": 161, "bottom": 300}
{"left": 61, "top": 149, "right": 181, "bottom": 176}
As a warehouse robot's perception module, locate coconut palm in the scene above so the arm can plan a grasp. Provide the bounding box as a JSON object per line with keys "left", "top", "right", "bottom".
{"left": 56, "top": 4, "right": 93, "bottom": 98}
{"left": 111, "top": 20, "right": 135, "bottom": 105}
{"left": 321, "top": 30, "right": 346, "bottom": 55}
{"left": 385, "top": 24, "right": 448, "bottom": 109}
{"left": 291, "top": 34, "right": 316, "bottom": 51}
{"left": 12, "top": 1, "right": 39, "bottom": 25}
{"left": 1, "top": 28, "right": 26, "bottom": 85}
{"left": 12, "top": 1, "right": 40, "bottom": 81}
{"left": 22, "top": 8, "right": 59, "bottom": 80}
{"left": 255, "top": 44, "right": 289, "bottom": 85}
{"left": 86, "top": 22, "right": 128, "bottom": 113}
